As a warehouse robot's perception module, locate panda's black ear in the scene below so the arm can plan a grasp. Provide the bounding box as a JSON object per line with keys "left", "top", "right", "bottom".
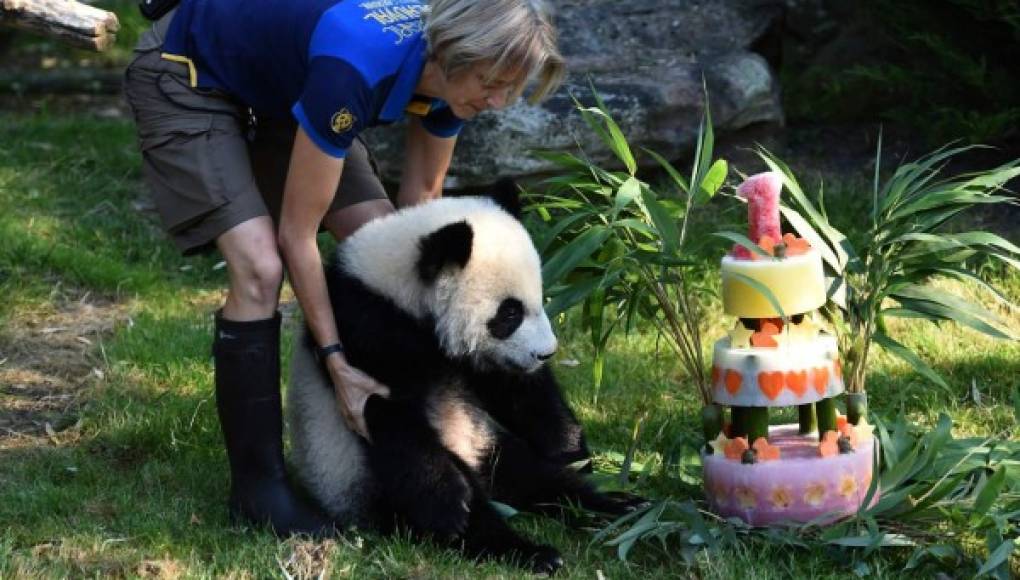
{"left": 417, "top": 220, "right": 473, "bottom": 284}
{"left": 487, "top": 177, "right": 522, "bottom": 220}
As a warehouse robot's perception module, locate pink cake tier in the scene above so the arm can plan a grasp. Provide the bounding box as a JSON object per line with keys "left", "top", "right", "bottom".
{"left": 703, "top": 424, "right": 878, "bottom": 526}
{"left": 710, "top": 334, "right": 844, "bottom": 406}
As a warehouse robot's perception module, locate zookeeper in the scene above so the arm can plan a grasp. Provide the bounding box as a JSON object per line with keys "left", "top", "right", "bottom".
{"left": 123, "top": 0, "right": 563, "bottom": 536}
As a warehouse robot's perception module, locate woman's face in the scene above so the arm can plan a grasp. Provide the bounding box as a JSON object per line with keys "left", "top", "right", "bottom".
{"left": 440, "top": 62, "right": 523, "bottom": 120}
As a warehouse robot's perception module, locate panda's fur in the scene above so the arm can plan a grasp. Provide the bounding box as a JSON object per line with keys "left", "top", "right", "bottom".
{"left": 288, "top": 186, "right": 634, "bottom": 573}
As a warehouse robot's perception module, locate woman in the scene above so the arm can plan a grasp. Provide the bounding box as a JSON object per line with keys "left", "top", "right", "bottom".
{"left": 124, "top": 0, "right": 563, "bottom": 536}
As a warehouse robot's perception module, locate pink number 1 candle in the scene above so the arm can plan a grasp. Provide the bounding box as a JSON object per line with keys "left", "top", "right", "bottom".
{"left": 733, "top": 172, "right": 783, "bottom": 259}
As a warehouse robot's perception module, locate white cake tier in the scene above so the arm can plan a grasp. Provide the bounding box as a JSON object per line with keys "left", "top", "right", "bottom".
{"left": 721, "top": 249, "right": 827, "bottom": 318}
{"left": 710, "top": 334, "right": 844, "bottom": 407}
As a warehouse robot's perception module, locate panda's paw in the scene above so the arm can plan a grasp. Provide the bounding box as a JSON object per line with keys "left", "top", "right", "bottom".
{"left": 404, "top": 470, "right": 472, "bottom": 538}
{"left": 522, "top": 544, "right": 564, "bottom": 576}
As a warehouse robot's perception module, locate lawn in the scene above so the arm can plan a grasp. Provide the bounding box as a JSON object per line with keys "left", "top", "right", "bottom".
{"left": 1, "top": 107, "right": 1018, "bottom": 578}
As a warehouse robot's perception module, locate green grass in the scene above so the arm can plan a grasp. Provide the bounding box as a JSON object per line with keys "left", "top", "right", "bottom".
{"left": 1, "top": 111, "right": 1018, "bottom": 578}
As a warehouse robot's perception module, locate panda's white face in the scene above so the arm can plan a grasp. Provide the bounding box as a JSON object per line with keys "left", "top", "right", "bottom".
{"left": 431, "top": 209, "right": 558, "bottom": 373}
{"left": 340, "top": 196, "right": 558, "bottom": 373}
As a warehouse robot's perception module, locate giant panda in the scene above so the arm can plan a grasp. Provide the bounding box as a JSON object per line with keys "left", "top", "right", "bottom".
{"left": 287, "top": 183, "right": 635, "bottom": 574}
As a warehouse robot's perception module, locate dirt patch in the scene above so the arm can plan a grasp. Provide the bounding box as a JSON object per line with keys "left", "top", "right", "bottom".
{"left": 0, "top": 289, "right": 131, "bottom": 450}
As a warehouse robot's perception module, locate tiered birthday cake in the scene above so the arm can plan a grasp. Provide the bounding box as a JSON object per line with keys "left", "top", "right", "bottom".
{"left": 701, "top": 172, "right": 878, "bottom": 526}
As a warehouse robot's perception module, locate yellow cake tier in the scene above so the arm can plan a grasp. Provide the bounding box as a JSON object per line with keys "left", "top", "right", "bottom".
{"left": 721, "top": 249, "right": 826, "bottom": 317}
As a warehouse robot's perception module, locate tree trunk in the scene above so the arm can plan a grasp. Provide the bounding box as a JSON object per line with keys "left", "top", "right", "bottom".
{"left": 1, "top": 0, "right": 119, "bottom": 52}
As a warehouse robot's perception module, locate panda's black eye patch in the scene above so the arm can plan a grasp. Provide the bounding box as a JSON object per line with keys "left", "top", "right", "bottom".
{"left": 487, "top": 298, "right": 524, "bottom": 340}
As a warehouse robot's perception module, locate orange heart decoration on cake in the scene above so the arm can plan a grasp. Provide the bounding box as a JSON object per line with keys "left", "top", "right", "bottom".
{"left": 812, "top": 367, "right": 829, "bottom": 396}
{"left": 758, "top": 371, "right": 784, "bottom": 400}
{"left": 725, "top": 369, "right": 743, "bottom": 396}
{"left": 785, "top": 370, "right": 808, "bottom": 397}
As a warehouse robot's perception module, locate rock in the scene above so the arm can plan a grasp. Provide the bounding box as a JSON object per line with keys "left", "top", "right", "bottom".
{"left": 364, "top": 0, "right": 785, "bottom": 187}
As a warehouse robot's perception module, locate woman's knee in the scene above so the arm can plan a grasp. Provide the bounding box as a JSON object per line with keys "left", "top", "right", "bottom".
{"left": 239, "top": 252, "right": 284, "bottom": 302}
{"left": 217, "top": 217, "right": 284, "bottom": 308}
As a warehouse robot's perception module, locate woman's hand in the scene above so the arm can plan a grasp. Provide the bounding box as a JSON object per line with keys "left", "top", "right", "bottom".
{"left": 324, "top": 353, "right": 390, "bottom": 439}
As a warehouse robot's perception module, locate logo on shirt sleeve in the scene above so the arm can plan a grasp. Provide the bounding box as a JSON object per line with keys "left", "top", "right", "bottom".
{"left": 331, "top": 109, "right": 356, "bottom": 134}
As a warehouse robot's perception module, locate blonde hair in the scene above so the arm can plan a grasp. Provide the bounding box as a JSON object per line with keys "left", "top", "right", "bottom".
{"left": 424, "top": 0, "right": 565, "bottom": 103}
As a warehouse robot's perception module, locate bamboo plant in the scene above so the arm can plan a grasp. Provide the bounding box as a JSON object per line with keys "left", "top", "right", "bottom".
{"left": 530, "top": 89, "right": 727, "bottom": 417}
{"left": 759, "top": 140, "right": 1020, "bottom": 423}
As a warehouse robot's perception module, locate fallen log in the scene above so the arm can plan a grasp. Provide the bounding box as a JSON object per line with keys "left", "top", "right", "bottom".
{"left": 1, "top": 0, "right": 119, "bottom": 51}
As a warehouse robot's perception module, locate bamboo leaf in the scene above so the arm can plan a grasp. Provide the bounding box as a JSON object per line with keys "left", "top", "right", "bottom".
{"left": 641, "top": 147, "right": 690, "bottom": 194}
{"left": 533, "top": 211, "right": 595, "bottom": 254}
{"left": 971, "top": 466, "right": 1006, "bottom": 521}
{"left": 827, "top": 534, "right": 915, "bottom": 548}
{"left": 577, "top": 99, "right": 636, "bottom": 175}
{"left": 889, "top": 285, "right": 1015, "bottom": 339}
{"left": 613, "top": 176, "right": 641, "bottom": 217}
{"left": 894, "top": 232, "right": 1020, "bottom": 258}
{"left": 541, "top": 226, "right": 611, "bottom": 287}
{"left": 712, "top": 231, "right": 775, "bottom": 259}
{"left": 637, "top": 188, "right": 681, "bottom": 253}
{"left": 694, "top": 159, "right": 728, "bottom": 206}
{"left": 545, "top": 273, "right": 614, "bottom": 318}
{"left": 959, "top": 161, "right": 1020, "bottom": 192}
{"left": 889, "top": 190, "right": 1014, "bottom": 220}
{"left": 780, "top": 205, "right": 842, "bottom": 272}
{"left": 489, "top": 500, "right": 518, "bottom": 519}
{"left": 757, "top": 149, "right": 854, "bottom": 269}
{"left": 531, "top": 149, "right": 592, "bottom": 171}
{"left": 976, "top": 538, "right": 1015, "bottom": 577}
{"left": 873, "top": 331, "right": 950, "bottom": 390}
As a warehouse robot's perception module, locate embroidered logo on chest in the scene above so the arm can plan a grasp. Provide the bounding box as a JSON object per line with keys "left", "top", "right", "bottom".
{"left": 331, "top": 109, "right": 356, "bottom": 134}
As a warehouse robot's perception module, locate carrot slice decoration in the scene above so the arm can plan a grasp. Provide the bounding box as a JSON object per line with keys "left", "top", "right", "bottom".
{"left": 758, "top": 371, "right": 784, "bottom": 400}
{"left": 750, "top": 235, "right": 779, "bottom": 262}
{"left": 724, "top": 437, "right": 750, "bottom": 460}
{"left": 782, "top": 233, "right": 812, "bottom": 256}
{"left": 836, "top": 415, "right": 849, "bottom": 432}
{"left": 812, "top": 367, "right": 830, "bottom": 396}
{"left": 833, "top": 358, "right": 842, "bottom": 379}
{"left": 785, "top": 370, "right": 808, "bottom": 398}
{"left": 750, "top": 332, "right": 778, "bottom": 348}
{"left": 711, "top": 366, "right": 720, "bottom": 386}
{"left": 752, "top": 437, "right": 781, "bottom": 461}
{"left": 838, "top": 422, "right": 859, "bottom": 447}
{"left": 725, "top": 369, "right": 743, "bottom": 396}
{"left": 819, "top": 430, "right": 839, "bottom": 457}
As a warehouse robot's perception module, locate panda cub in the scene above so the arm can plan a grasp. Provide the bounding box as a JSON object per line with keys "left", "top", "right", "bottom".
{"left": 288, "top": 184, "right": 633, "bottom": 574}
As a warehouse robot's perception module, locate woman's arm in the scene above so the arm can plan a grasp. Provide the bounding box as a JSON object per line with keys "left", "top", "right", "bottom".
{"left": 278, "top": 125, "right": 388, "bottom": 437}
{"left": 395, "top": 116, "right": 457, "bottom": 207}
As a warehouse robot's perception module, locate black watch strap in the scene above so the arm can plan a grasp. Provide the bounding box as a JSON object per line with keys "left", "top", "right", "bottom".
{"left": 316, "top": 342, "right": 344, "bottom": 361}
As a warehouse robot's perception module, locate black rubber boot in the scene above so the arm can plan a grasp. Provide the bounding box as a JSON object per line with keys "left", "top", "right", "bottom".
{"left": 213, "top": 310, "right": 332, "bottom": 537}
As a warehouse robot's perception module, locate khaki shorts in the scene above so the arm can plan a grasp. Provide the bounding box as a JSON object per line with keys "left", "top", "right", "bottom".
{"left": 122, "top": 11, "right": 389, "bottom": 255}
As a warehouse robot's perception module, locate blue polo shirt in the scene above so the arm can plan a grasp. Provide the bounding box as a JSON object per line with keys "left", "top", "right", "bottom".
{"left": 161, "top": 0, "right": 464, "bottom": 158}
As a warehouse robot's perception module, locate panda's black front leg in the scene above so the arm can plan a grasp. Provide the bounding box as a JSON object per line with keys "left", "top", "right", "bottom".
{"left": 363, "top": 395, "right": 472, "bottom": 538}
{"left": 471, "top": 367, "right": 592, "bottom": 472}
{"left": 486, "top": 430, "right": 647, "bottom": 518}
{"left": 364, "top": 396, "right": 564, "bottom": 574}
{"left": 458, "top": 495, "right": 563, "bottom": 575}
